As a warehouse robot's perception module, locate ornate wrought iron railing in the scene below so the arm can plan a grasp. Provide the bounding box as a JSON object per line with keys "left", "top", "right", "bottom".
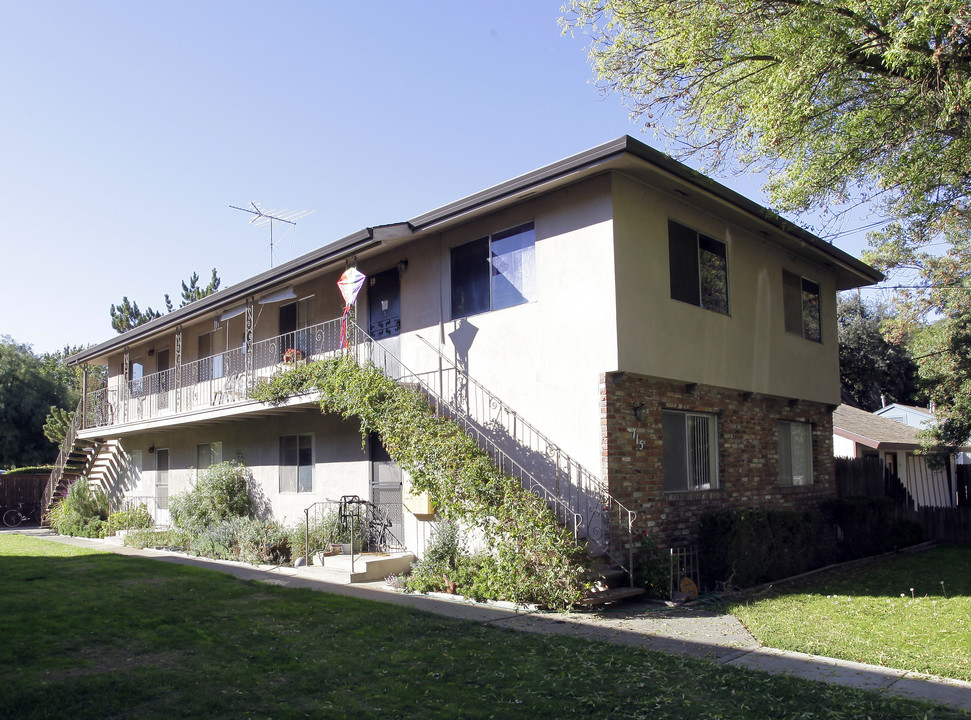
{"left": 75, "top": 315, "right": 630, "bottom": 576}
{"left": 408, "top": 332, "right": 635, "bottom": 575}
{"left": 342, "top": 322, "right": 587, "bottom": 559}
{"left": 82, "top": 318, "right": 347, "bottom": 428}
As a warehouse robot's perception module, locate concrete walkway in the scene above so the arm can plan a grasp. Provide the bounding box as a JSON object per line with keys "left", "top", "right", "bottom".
{"left": 9, "top": 527, "right": 971, "bottom": 713}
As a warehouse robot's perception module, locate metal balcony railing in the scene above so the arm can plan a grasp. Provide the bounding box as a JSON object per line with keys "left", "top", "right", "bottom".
{"left": 78, "top": 315, "right": 632, "bottom": 575}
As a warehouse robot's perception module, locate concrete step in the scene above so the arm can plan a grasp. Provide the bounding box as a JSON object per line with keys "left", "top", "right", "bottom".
{"left": 302, "top": 551, "right": 416, "bottom": 583}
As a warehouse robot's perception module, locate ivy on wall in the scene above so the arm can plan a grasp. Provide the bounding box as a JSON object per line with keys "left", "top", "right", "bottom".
{"left": 254, "top": 355, "right": 588, "bottom": 609}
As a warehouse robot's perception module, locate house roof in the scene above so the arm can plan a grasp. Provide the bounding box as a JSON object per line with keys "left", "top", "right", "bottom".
{"left": 70, "top": 136, "right": 883, "bottom": 365}
{"left": 833, "top": 404, "right": 925, "bottom": 450}
{"left": 874, "top": 403, "right": 932, "bottom": 417}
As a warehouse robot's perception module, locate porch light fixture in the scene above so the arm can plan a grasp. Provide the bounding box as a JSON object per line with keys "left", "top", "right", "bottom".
{"left": 633, "top": 403, "right": 649, "bottom": 422}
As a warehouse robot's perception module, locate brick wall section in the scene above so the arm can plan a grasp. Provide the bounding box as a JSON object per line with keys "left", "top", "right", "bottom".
{"left": 601, "top": 372, "right": 836, "bottom": 553}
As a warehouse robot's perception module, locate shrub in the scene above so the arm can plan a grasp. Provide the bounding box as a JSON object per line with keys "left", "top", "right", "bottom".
{"left": 47, "top": 480, "right": 110, "bottom": 538}
{"left": 105, "top": 504, "right": 153, "bottom": 536}
{"left": 124, "top": 527, "right": 190, "bottom": 550}
{"left": 169, "top": 461, "right": 252, "bottom": 534}
{"left": 632, "top": 531, "right": 669, "bottom": 599}
{"left": 698, "top": 509, "right": 834, "bottom": 589}
{"left": 406, "top": 520, "right": 463, "bottom": 594}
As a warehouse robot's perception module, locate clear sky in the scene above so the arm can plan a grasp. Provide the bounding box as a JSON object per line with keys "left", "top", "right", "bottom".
{"left": 1, "top": 1, "right": 882, "bottom": 356}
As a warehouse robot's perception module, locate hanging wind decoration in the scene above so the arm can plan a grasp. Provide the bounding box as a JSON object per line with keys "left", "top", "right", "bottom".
{"left": 337, "top": 267, "right": 367, "bottom": 348}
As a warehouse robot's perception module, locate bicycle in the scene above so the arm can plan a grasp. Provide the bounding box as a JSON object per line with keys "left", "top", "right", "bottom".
{"left": 3, "top": 502, "right": 42, "bottom": 528}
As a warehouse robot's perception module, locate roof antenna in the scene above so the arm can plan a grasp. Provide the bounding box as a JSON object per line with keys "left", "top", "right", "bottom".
{"left": 230, "top": 202, "right": 315, "bottom": 268}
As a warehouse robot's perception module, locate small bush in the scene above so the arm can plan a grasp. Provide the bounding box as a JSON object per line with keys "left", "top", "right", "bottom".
{"left": 47, "top": 480, "right": 110, "bottom": 538}
{"left": 698, "top": 509, "right": 834, "bottom": 589}
{"left": 105, "top": 504, "right": 153, "bottom": 536}
{"left": 124, "top": 528, "right": 190, "bottom": 551}
{"left": 632, "top": 531, "right": 669, "bottom": 598}
{"left": 406, "top": 520, "right": 463, "bottom": 594}
{"left": 169, "top": 461, "right": 252, "bottom": 534}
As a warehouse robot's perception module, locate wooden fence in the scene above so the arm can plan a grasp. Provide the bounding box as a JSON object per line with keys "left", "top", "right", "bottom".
{"left": 835, "top": 457, "right": 971, "bottom": 543}
{"left": 0, "top": 473, "right": 48, "bottom": 510}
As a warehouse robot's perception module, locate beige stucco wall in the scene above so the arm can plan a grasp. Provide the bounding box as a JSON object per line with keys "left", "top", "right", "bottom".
{"left": 611, "top": 173, "right": 841, "bottom": 404}
{"left": 120, "top": 409, "right": 370, "bottom": 528}
{"left": 358, "top": 175, "right": 620, "bottom": 475}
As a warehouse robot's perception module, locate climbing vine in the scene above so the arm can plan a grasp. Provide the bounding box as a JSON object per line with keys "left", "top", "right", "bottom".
{"left": 254, "top": 355, "right": 588, "bottom": 609}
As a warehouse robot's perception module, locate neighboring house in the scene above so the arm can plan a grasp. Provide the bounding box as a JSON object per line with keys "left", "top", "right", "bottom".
{"left": 833, "top": 404, "right": 963, "bottom": 508}
{"left": 872, "top": 402, "right": 933, "bottom": 429}
{"left": 54, "top": 136, "right": 881, "bottom": 566}
{"left": 874, "top": 402, "right": 970, "bottom": 464}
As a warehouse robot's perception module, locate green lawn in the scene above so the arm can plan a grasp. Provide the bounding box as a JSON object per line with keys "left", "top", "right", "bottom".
{"left": 0, "top": 535, "right": 966, "bottom": 720}
{"left": 728, "top": 544, "right": 971, "bottom": 682}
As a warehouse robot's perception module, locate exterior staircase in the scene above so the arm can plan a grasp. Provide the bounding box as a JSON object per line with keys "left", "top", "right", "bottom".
{"left": 348, "top": 323, "right": 641, "bottom": 599}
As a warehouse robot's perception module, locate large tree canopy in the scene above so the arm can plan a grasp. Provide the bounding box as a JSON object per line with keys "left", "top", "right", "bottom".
{"left": 0, "top": 337, "right": 73, "bottom": 468}
{"left": 563, "top": 1, "right": 971, "bottom": 233}
{"left": 564, "top": 0, "right": 971, "bottom": 452}
{"left": 837, "top": 294, "right": 920, "bottom": 412}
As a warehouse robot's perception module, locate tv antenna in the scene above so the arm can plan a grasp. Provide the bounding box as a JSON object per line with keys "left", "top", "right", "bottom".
{"left": 230, "top": 202, "right": 315, "bottom": 268}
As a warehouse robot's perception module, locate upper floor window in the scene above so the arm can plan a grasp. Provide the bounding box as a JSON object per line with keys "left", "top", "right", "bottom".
{"left": 662, "top": 410, "right": 718, "bottom": 492}
{"left": 668, "top": 220, "right": 729, "bottom": 314}
{"left": 783, "top": 270, "right": 821, "bottom": 342}
{"left": 451, "top": 222, "right": 536, "bottom": 320}
{"left": 778, "top": 421, "right": 813, "bottom": 486}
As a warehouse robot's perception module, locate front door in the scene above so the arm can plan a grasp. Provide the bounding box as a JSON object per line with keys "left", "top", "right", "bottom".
{"left": 368, "top": 268, "right": 401, "bottom": 340}
{"left": 370, "top": 433, "right": 403, "bottom": 550}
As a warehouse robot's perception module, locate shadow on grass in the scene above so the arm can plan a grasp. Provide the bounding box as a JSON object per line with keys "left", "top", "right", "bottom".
{"left": 2, "top": 533, "right": 969, "bottom": 719}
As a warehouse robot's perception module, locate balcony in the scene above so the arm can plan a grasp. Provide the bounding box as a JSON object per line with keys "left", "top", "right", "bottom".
{"left": 82, "top": 317, "right": 348, "bottom": 432}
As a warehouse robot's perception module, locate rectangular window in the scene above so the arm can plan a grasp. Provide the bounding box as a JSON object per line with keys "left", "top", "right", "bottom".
{"left": 155, "top": 448, "right": 169, "bottom": 510}
{"left": 668, "top": 220, "right": 729, "bottom": 314}
{"left": 778, "top": 421, "right": 813, "bottom": 485}
{"left": 280, "top": 434, "right": 313, "bottom": 493}
{"left": 451, "top": 222, "right": 535, "bottom": 319}
{"left": 662, "top": 410, "right": 718, "bottom": 491}
{"left": 783, "top": 270, "right": 821, "bottom": 342}
{"left": 196, "top": 442, "right": 222, "bottom": 479}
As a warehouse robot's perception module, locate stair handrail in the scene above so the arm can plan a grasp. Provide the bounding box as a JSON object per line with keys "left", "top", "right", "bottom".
{"left": 410, "top": 332, "right": 636, "bottom": 577}
{"left": 342, "top": 324, "right": 583, "bottom": 544}
{"left": 42, "top": 397, "right": 85, "bottom": 516}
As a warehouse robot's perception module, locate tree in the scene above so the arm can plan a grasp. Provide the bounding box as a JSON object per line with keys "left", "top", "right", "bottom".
{"left": 109, "top": 297, "right": 162, "bottom": 334}
{"left": 0, "top": 337, "right": 72, "bottom": 468}
{"left": 110, "top": 268, "right": 221, "bottom": 334}
{"left": 163, "top": 268, "right": 221, "bottom": 313}
{"left": 563, "top": 0, "right": 971, "bottom": 453}
{"left": 562, "top": 1, "right": 971, "bottom": 235}
{"left": 837, "top": 294, "right": 920, "bottom": 411}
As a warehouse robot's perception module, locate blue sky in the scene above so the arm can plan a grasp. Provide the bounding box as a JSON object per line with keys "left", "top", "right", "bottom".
{"left": 1, "top": 2, "right": 881, "bottom": 355}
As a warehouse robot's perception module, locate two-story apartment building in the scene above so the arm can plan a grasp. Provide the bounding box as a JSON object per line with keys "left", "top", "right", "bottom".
{"left": 59, "top": 136, "right": 881, "bottom": 562}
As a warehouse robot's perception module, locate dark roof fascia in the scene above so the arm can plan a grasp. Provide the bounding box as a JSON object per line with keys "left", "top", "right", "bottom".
{"left": 69, "top": 227, "right": 388, "bottom": 365}
{"left": 409, "top": 135, "right": 882, "bottom": 285}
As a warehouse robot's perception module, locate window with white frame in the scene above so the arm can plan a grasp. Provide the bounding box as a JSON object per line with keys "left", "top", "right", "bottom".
{"left": 668, "top": 220, "right": 729, "bottom": 315}
{"left": 280, "top": 434, "right": 313, "bottom": 493}
{"left": 778, "top": 421, "right": 813, "bottom": 485}
{"left": 783, "top": 270, "right": 821, "bottom": 342}
{"left": 662, "top": 410, "right": 718, "bottom": 491}
{"left": 196, "top": 442, "right": 222, "bottom": 479}
{"left": 450, "top": 222, "right": 536, "bottom": 319}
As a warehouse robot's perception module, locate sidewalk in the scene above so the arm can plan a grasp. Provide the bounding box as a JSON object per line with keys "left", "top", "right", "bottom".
{"left": 12, "top": 528, "right": 971, "bottom": 713}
